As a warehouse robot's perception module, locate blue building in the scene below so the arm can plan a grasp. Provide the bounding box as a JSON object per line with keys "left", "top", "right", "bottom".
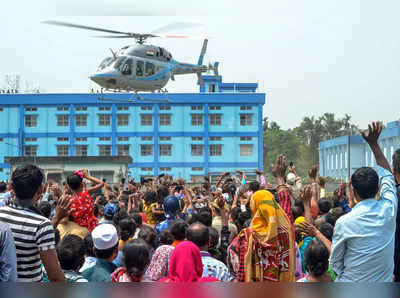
{"left": 318, "top": 120, "right": 400, "bottom": 180}
{"left": 0, "top": 75, "right": 265, "bottom": 183}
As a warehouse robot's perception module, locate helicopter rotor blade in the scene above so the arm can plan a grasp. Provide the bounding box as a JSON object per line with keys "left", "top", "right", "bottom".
{"left": 92, "top": 35, "right": 136, "bottom": 38}
{"left": 43, "top": 20, "right": 135, "bottom": 36}
{"left": 150, "top": 22, "right": 204, "bottom": 35}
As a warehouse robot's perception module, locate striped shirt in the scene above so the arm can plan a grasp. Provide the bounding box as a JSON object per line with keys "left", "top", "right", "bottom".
{"left": 0, "top": 203, "right": 55, "bottom": 282}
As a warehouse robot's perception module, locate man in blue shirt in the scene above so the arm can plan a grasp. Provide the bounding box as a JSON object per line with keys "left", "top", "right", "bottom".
{"left": 330, "top": 122, "right": 398, "bottom": 282}
{"left": 0, "top": 222, "right": 17, "bottom": 281}
{"left": 391, "top": 149, "right": 400, "bottom": 281}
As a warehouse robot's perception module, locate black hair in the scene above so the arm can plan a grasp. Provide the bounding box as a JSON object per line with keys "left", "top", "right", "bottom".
{"left": 0, "top": 182, "right": 7, "bottom": 193}
{"left": 243, "top": 218, "right": 252, "bottom": 228}
{"left": 159, "top": 229, "right": 173, "bottom": 245}
{"left": 170, "top": 219, "right": 188, "bottom": 241}
{"left": 38, "top": 201, "right": 51, "bottom": 219}
{"left": 186, "top": 213, "right": 200, "bottom": 225}
{"left": 122, "top": 239, "right": 150, "bottom": 279}
{"left": 316, "top": 222, "right": 334, "bottom": 242}
{"left": 11, "top": 164, "right": 44, "bottom": 200}
{"left": 304, "top": 239, "right": 329, "bottom": 277}
{"left": 97, "top": 196, "right": 108, "bottom": 206}
{"left": 208, "top": 227, "right": 219, "bottom": 256}
{"left": 351, "top": 167, "right": 379, "bottom": 200}
{"left": 248, "top": 181, "right": 260, "bottom": 192}
{"left": 143, "top": 191, "right": 157, "bottom": 205}
{"left": 83, "top": 234, "right": 95, "bottom": 257}
{"left": 56, "top": 234, "right": 85, "bottom": 271}
{"left": 325, "top": 207, "right": 345, "bottom": 227}
{"left": 294, "top": 198, "right": 304, "bottom": 208}
{"left": 112, "top": 210, "right": 128, "bottom": 226}
{"left": 186, "top": 222, "right": 209, "bottom": 248}
{"left": 67, "top": 173, "right": 83, "bottom": 191}
{"left": 393, "top": 149, "right": 400, "bottom": 174}
{"left": 318, "top": 198, "right": 333, "bottom": 214}
{"left": 94, "top": 204, "right": 99, "bottom": 217}
{"left": 138, "top": 225, "right": 157, "bottom": 249}
{"left": 54, "top": 229, "right": 61, "bottom": 246}
{"left": 94, "top": 243, "right": 118, "bottom": 259}
{"left": 197, "top": 210, "right": 212, "bottom": 227}
{"left": 157, "top": 186, "right": 169, "bottom": 203}
{"left": 292, "top": 205, "right": 304, "bottom": 221}
{"left": 118, "top": 217, "right": 136, "bottom": 242}
{"left": 130, "top": 212, "right": 143, "bottom": 227}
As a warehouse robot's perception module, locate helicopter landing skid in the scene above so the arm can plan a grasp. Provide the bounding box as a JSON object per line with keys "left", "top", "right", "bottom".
{"left": 97, "top": 89, "right": 170, "bottom": 103}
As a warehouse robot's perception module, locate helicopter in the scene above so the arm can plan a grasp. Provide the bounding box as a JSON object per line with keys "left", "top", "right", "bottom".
{"left": 44, "top": 21, "right": 219, "bottom": 102}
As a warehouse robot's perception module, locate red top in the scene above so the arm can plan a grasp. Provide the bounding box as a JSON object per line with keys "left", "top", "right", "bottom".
{"left": 70, "top": 190, "right": 98, "bottom": 232}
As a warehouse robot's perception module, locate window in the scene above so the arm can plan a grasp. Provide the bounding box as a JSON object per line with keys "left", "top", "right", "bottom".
{"left": 75, "top": 114, "right": 88, "bottom": 126}
{"left": 25, "top": 145, "right": 37, "bottom": 156}
{"left": 75, "top": 145, "right": 87, "bottom": 156}
{"left": 117, "top": 114, "right": 129, "bottom": 126}
{"left": 209, "top": 106, "right": 221, "bottom": 110}
{"left": 209, "top": 114, "right": 222, "bottom": 126}
{"left": 240, "top": 114, "right": 253, "bottom": 126}
{"left": 191, "top": 137, "right": 203, "bottom": 141}
{"left": 209, "top": 137, "right": 222, "bottom": 141}
{"left": 25, "top": 138, "right": 37, "bottom": 142}
{"left": 159, "top": 144, "right": 172, "bottom": 156}
{"left": 57, "top": 145, "right": 69, "bottom": 157}
{"left": 57, "top": 106, "right": 69, "bottom": 111}
{"left": 335, "top": 153, "right": 338, "bottom": 169}
{"left": 160, "top": 137, "right": 171, "bottom": 141}
{"left": 136, "top": 61, "right": 144, "bottom": 77}
{"left": 159, "top": 114, "right": 171, "bottom": 126}
{"left": 145, "top": 62, "right": 155, "bottom": 77}
{"left": 331, "top": 154, "right": 334, "bottom": 170}
{"left": 99, "top": 137, "right": 111, "bottom": 141}
{"left": 345, "top": 152, "right": 348, "bottom": 169}
{"left": 191, "top": 114, "right": 203, "bottom": 126}
{"left": 340, "top": 152, "right": 343, "bottom": 168}
{"left": 191, "top": 145, "right": 204, "bottom": 156}
{"left": 160, "top": 167, "right": 171, "bottom": 172}
{"left": 141, "top": 168, "right": 153, "bottom": 172}
{"left": 117, "top": 106, "right": 129, "bottom": 111}
{"left": 117, "top": 145, "right": 130, "bottom": 156}
{"left": 192, "top": 167, "right": 203, "bottom": 171}
{"left": 141, "top": 114, "right": 153, "bottom": 126}
{"left": 98, "top": 106, "right": 111, "bottom": 111}
{"left": 240, "top": 136, "right": 252, "bottom": 141}
{"left": 118, "top": 137, "right": 129, "bottom": 142}
{"left": 209, "top": 144, "right": 222, "bottom": 156}
{"left": 391, "top": 146, "right": 394, "bottom": 166}
{"left": 240, "top": 106, "right": 252, "bottom": 110}
{"left": 141, "top": 145, "right": 153, "bottom": 156}
{"left": 75, "top": 106, "right": 87, "bottom": 111}
{"left": 159, "top": 106, "right": 171, "bottom": 111}
{"left": 240, "top": 144, "right": 253, "bottom": 156}
{"left": 99, "top": 145, "right": 111, "bottom": 156}
{"left": 25, "top": 107, "right": 37, "bottom": 112}
{"left": 98, "top": 114, "right": 111, "bottom": 126}
{"left": 57, "top": 114, "right": 69, "bottom": 126}
{"left": 141, "top": 106, "right": 153, "bottom": 111}
{"left": 141, "top": 136, "right": 153, "bottom": 141}
{"left": 76, "top": 137, "right": 87, "bottom": 142}
{"left": 57, "top": 137, "right": 69, "bottom": 142}
{"left": 25, "top": 115, "right": 38, "bottom": 127}
{"left": 209, "top": 84, "right": 216, "bottom": 92}
{"left": 121, "top": 58, "right": 133, "bottom": 75}
{"left": 191, "top": 106, "right": 203, "bottom": 111}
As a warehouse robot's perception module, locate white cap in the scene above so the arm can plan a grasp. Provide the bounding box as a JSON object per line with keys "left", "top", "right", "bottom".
{"left": 286, "top": 173, "right": 296, "bottom": 185}
{"left": 91, "top": 224, "right": 118, "bottom": 250}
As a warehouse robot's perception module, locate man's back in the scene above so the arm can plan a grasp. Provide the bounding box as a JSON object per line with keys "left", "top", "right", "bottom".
{"left": 330, "top": 166, "right": 397, "bottom": 282}
{"left": 82, "top": 258, "right": 116, "bottom": 282}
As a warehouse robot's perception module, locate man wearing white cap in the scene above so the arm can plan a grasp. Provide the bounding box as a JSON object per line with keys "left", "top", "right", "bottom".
{"left": 82, "top": 224, "right": 119, "bottom": 282}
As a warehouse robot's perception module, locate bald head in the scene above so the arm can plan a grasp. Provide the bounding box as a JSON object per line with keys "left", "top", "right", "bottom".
{"left": 186, "top": 222, "right": 209, "bottom": 250}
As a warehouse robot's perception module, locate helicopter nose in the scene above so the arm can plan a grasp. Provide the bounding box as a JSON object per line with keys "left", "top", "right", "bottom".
{"left": 90, "top": 73, "right": 117, "bottom": 87}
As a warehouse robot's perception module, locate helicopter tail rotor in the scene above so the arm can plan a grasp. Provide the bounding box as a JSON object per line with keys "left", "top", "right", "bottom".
{"left": 208, "top": 62, "right": 219, "bottom": 80}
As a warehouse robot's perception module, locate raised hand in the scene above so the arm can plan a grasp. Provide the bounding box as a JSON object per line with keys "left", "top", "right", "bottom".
{"left": 308, "top": 165, "right": 318, "bottom": 183}
{"left": 301, "top": 185, "right": 312, "bottom": 205}
{"left": 271, "top": 154, "right": 287, "bottom": 183}
{"left": 318, "top": 177, "right": 326, "bottom": 188}
{"left": 254, "top": 170, "right": 263, "bottom": 176}
{"left": 361, "top": 122, "right": 383, "bottom": 145}
{"left": 298, "top": 221, "right": 318, "bottom": 237}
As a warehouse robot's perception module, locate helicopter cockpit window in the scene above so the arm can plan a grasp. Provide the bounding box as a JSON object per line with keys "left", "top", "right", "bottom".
{"left": 121, "top": 58, "right": 133, "bottom": 75}
{"left": 114, "top": 57, "right": 127, "bottom": 71}
{"left": 98, "top": 57, "right": 114, "bottom": 70}
{"left": 145, "top": 62, "right": 155, "bottom": 77}
{"left": 136, "top": 61, "right": 144, "bottom": 77}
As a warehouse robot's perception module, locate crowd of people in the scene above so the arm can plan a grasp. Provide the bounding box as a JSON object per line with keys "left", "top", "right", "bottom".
{"left": 0, "top": 121, "right": 399, "bottom": 282}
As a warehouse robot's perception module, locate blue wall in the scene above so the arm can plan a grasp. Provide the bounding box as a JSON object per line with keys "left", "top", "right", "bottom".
{"left": 319, "top": 121, "right": 400, "bottom": 180}
{"left": 0, "top": 86, "right": 265, "bottom": 181}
